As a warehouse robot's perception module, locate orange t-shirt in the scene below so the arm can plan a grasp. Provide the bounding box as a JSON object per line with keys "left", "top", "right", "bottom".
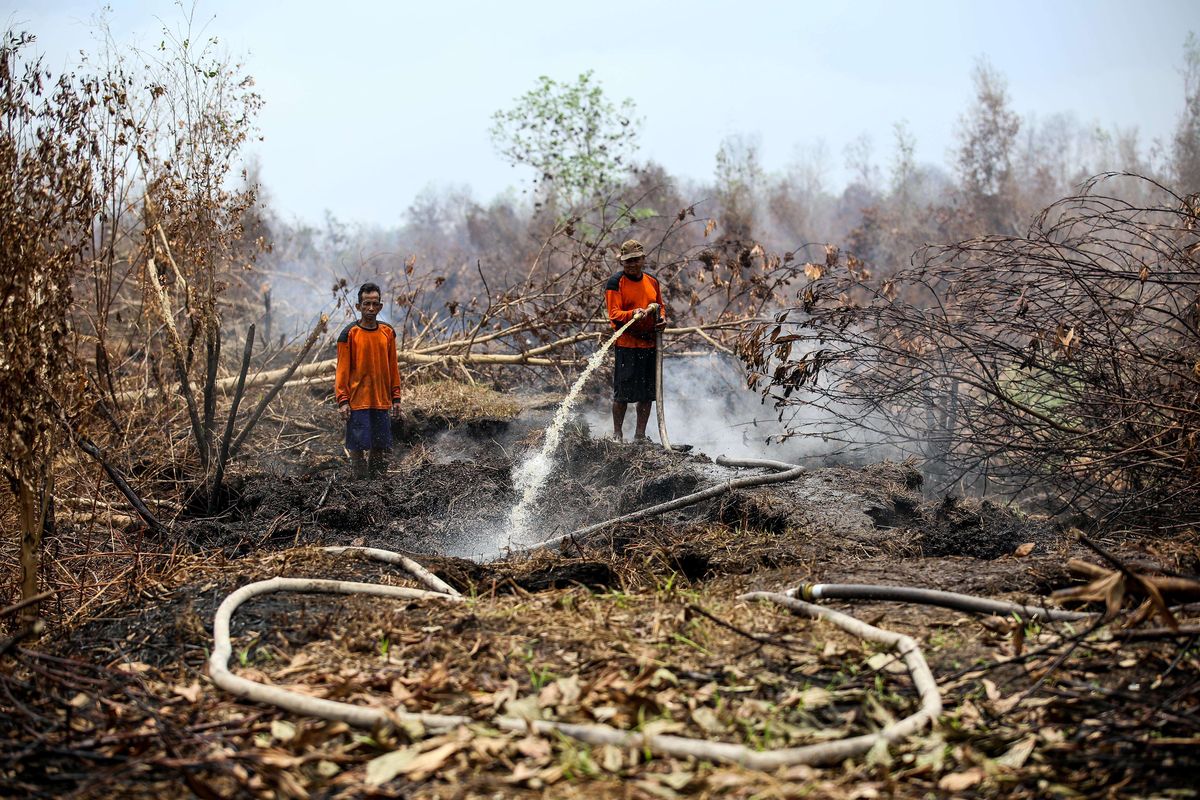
{"left": 605, "top": 270, "right": 666, "bottom": 349}
{"left": 334, "top": 321, "right": 402, "bottom": 410}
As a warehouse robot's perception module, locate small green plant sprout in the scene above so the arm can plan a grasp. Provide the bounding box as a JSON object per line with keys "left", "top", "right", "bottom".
{"left": 552, "top": 732, "right": 600, "bottom": 781}
{"left": 527, "top": 665, "right": 558, "bottom": 692}
{"left": 600, "top": 589, "right": 630, "bottom": 608}
{"left": 669, "top": 631, "right": 713, "bottom": 656}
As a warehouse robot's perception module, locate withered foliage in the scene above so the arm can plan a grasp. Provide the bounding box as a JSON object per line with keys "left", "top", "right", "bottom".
{"left": 742, "top": 174, "right": 1200, "bottom": 532}
{"left": 0, "top": 17, "right": 273, "bottom": 606}
{"left": 0, "top": 32, "right": 100, "bottom": 607}
{"left": 307, "top": 191, "right": 805, "bottom": 391}
{"left": 0, "top": 514, "right": 1196, "bottom": 798}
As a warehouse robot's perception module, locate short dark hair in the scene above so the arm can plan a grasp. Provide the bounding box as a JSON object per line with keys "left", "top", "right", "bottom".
{"left": 358, "top": 282, "right": 382, "bottom": 303}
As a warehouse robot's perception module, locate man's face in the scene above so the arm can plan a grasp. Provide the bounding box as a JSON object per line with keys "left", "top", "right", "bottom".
{"left": 622, "top": 256, "right": 645, "bottom": 279}
{"left": 357, "top": 292, "right": 383, "bottom": 323}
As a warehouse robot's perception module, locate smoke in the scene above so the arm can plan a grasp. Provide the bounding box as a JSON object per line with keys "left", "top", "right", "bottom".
{"left": 582, "top": 353, "right": 907, "bottom": 466}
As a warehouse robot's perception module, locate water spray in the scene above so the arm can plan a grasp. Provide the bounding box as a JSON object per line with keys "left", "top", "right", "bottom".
{"left": 506, "top": 303, "right": 660, "bottom": 544}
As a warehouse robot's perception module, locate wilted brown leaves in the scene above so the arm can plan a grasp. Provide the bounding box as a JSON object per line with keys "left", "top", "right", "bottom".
{"left": 1, "top": 31, "right": 103, "bottom": 602}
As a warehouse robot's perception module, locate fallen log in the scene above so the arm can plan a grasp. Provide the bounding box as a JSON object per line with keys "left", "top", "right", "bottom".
{"left": 113, "top": 350, "right": 574, "bottom": 405}
{"left": 110, "top": 324, "right": 740, "bottom": 405}
{"left": 59, "top": 509, "right": 135, "bottom": 526}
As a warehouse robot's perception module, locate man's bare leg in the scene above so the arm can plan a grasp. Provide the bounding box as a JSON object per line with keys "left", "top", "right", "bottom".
{"left": 612, "top": 401, "right": 628, "bottom": 441}
{"left": 634, "top": 401, "right": 652, "bottom": 440}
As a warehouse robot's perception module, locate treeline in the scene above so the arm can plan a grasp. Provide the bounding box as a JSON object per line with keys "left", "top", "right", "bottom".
{"left": 253, "top": 49, "right": 1200, "bottom": 341}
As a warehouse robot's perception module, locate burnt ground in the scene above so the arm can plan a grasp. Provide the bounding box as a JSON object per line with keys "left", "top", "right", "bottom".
{"left": 2, "top": 387, "right": 1199, "bottom": 800}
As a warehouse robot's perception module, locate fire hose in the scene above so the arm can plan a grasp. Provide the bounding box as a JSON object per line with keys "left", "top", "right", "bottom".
{"left": 209, "top": 544, "right": 942, "bottom": 768}
{"left": 507, "top": 456, "right": 807, "bottom": 557}
{"left": 655, "top": 312, "right": 671, "bottom": 451}
{"left": 789, "top": 583, "right": 1093, "bottom": 622}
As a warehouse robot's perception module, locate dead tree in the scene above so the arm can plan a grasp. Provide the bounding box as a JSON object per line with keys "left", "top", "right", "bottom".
{"left": 741, "top": 173, "right": 1200, "bottom": 533}
{"left": 0, "top": 32, "right": 100, "bottom": 610}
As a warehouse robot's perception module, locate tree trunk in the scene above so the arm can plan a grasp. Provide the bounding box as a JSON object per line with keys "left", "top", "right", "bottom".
{"left": 16, "top": 467, "right": 50, "bottom": 621}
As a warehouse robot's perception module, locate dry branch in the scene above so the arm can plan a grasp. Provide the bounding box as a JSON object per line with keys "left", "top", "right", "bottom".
{"left": 741, "top": 174, "right": 1200, "bottom": 532}
{"left": 209, "top": 324, "right": 255, "bottom": 508}
{"left": 229, "top": 315, "right": 327, "bottom": 460}
{"left": 74, "top": 435, "right": 164, "bottom": 534}
{"left": 0, "top": 591, "right": 54, "bottom": 620}
{"left": 147, "top": 256, "right": 208, "bottom": 467}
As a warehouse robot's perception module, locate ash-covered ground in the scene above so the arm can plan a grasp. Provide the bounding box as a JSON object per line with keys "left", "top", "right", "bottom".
{"left": 190, "top": 391, "right": 1068, "bottom": 572}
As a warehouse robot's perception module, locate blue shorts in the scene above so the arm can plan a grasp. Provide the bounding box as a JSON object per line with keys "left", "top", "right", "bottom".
{"left": 345, "top": 409, "right": 393, "bottom": 452}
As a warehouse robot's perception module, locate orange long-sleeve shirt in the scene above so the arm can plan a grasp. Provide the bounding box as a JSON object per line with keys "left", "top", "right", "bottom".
{"left": 334, "top": 321, "right": 402, "bottom": 410}
{"left": 605, "top": 270, "right": 666, "bottom": 349}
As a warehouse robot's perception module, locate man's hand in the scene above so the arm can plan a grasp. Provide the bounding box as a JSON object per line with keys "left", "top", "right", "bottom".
{"left": 339, "top": 404, "right": 351, "bottom": 421}
{"left": 654, "top": 316, "right": 667, "bottom": 330}
{"left": 390, "top": 403, "right": 404, "bottom": 421}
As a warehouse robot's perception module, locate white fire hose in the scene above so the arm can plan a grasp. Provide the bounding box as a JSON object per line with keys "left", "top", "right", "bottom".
{"left": 209, "top": 543, "right": 943, "bottom": 769}
{"left": 655, "top": 312, "right": 672, "bottom": 451}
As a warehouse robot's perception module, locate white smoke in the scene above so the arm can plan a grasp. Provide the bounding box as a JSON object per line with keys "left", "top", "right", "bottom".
{"left": 582, "top": 353, "right": 906, "bottom": 465}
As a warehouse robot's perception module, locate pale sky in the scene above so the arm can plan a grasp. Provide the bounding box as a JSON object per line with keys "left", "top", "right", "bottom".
{"left": 7, "top": 0, "right": 1199, "bottom": 227}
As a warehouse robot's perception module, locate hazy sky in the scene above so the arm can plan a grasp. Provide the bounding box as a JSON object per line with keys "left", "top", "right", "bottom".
{"left": 7, "top": 0, "right": 1200, "bottom": 227}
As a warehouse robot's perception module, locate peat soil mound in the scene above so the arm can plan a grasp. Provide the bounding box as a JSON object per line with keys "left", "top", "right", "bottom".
{"left": 172, "top": 407, "right": 1079, "bottom": 579}
{"left": 141, "top": 408, "right": 1086, "bottom": 638}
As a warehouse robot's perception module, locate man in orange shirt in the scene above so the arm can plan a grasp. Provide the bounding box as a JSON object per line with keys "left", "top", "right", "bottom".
{"left": 606, "top": 239, "right": 667, "bottom": 442}
{"left": 335, "top": 282, "right": 403, "bottom": 479}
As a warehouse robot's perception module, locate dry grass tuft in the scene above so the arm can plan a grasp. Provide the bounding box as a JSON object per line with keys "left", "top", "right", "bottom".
{"left": 406, "top": 380, "right": 521, "bottom": 426}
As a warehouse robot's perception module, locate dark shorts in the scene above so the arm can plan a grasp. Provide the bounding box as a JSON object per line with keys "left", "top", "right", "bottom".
{"left": 345, "top": 409, "right": 392, "bottom": 452}
{"left": 613, "top": 346, "right": 657, "bottom": 404}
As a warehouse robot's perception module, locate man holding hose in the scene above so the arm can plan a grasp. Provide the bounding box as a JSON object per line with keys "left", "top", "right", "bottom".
{"left": 605, "top": 239, "right": 667, "bottom": 442}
